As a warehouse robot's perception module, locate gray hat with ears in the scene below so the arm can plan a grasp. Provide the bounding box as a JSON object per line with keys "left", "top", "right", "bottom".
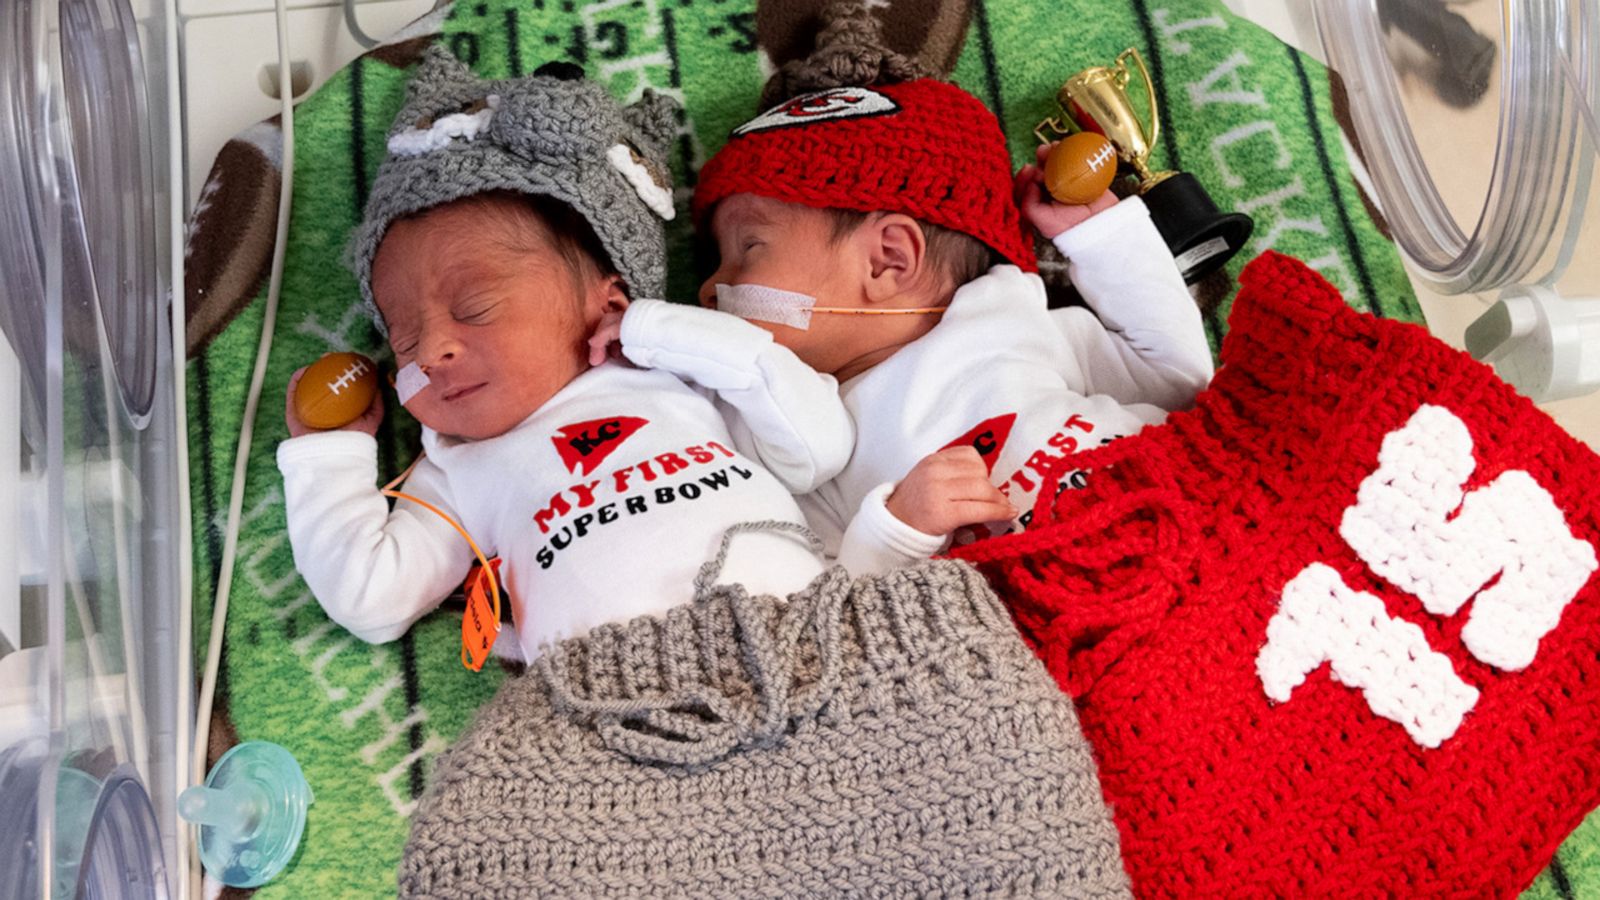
{"left": 351, "top": 45, "right": 681, "bottom": 335}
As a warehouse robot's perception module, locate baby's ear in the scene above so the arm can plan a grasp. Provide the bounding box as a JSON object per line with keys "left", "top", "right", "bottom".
{"left": 622, "top": 90, "right": 681, "bottom": 160}
{"left": 863, "top": 214, "right": 929, "bottom": 299}
{"left": 587, "top": 272, "right": 631, "bottom": 316}
{"left": 604, "top": 274, "right": 631, "bottom": 310}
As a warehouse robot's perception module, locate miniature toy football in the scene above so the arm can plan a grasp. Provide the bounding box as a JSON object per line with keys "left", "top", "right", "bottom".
{"left": 1044, "top": 132, "right": 1119, "bottom": 205}
{"left": 293, "top": 352, "right": 378, "bottom": 430}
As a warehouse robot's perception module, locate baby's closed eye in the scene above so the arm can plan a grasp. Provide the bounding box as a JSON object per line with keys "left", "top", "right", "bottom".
{"left": 455, "top": 298, "right": 500, "bottom": 324}
{"left": 391, "top": 333, "right": 420, "bottom": 358}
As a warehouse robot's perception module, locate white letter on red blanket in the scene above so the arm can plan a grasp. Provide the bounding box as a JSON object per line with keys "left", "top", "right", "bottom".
{"left": 1340, "top": 404, "right": 1598, "bottom": 671}
{"left": 1258, "top": 562, "right": 1480, "bottom": 749}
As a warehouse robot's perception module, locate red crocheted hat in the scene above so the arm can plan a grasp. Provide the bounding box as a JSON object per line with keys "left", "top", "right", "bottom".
{"left": 956, "top": 251, "right": 1600, "bottom": 897}
{"left": 692, "top": 80, "right": 1037, "bottom": 272}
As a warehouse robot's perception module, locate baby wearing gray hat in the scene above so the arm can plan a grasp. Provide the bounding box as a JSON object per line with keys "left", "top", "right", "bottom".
{"left": 277, "top": 44, "right": 1130, "bottom": 898}
{"left": 277, "top": 43, "right": 853, "bottom": 659}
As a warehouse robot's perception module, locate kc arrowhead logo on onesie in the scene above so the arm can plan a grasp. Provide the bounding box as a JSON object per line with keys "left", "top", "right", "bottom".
{"left": 552, "top": 416, "right": 648, "bottom": 476}
{"left": 940, "top": 413, "right": 1018, "bottom": 474}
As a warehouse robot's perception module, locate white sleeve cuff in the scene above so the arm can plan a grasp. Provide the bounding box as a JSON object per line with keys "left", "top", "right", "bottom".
{"left": 835, "top": 482, "right": 949, "bottom": 576}
{"left": 276, "top": 430, "right": 379, "bottom": 469}
{"left": 619, "top": 298, "right": 775, "bottom": 391}
{"left": 1050, "top": 195, "right": 1155, "bottom": 261}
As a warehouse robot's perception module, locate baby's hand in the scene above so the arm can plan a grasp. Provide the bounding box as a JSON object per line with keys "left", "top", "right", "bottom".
{"left": 285, "top": 366, "right": 384, "bottom": 438}
{"left": 587, "top": 307, "right": 628, "bottom": 367}
{"left": 886, "top": 446, "right": 1018, "bottom": 537}
{"left": 1015, "top": 143, "right": 1118, "bottom": 240}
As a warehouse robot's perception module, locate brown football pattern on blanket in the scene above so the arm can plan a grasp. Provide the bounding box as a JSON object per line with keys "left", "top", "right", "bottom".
{"left": 757, "top": 0, "right": 973, "bottom": 78}
{"left": 182, "top": 35, "right": 440, "bottom": 359}
{"left": 183, "top": 133, "right": 280, "bottom": 357}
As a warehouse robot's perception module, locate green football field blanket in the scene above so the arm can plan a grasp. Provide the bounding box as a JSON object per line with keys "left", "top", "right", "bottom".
{"left": 179, "top": 0, "right": 1593, "bottom": 896}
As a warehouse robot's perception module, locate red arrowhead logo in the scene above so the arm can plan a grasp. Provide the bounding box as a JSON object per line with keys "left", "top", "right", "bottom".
{"left": 779, "top": 90, "right": 864, "bottom": 117}
{"left": 733, "top": 87, "right": 901, "bottom": 136}
{"left": 941, "top": 413, "right": 1017, "bottom": 473}
{"left": 552, "top": 416, "right": 648, "bottom": 475}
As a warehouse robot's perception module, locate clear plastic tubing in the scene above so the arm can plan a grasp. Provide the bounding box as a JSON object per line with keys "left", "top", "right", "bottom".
{"left": 1317, "top": 0, "right": 1600, "bottom": 294}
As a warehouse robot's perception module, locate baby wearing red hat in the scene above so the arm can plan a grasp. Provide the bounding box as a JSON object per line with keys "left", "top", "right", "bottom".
{"left": 607, "top": 76, "right": 1214, "bottom": 571}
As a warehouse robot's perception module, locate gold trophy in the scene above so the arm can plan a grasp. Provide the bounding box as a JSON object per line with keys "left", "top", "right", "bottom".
{"left": 1036, "top": 48, "right": 1253, "bottom": 283}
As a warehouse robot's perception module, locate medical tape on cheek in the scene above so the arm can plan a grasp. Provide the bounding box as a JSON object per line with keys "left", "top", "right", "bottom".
{"left": 395, "top": 361, "right": 431, "bottom": 405}
{"left": 714, "top": 283, "right": 818, "bottom": 330}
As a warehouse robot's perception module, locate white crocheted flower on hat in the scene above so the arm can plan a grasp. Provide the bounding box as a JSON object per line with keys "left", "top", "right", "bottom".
{"left": 388, "top": 94, "right": 502, "bottom": 158}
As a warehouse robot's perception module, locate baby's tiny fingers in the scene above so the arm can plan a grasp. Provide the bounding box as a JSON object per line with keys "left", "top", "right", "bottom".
{"left": 949, "top": 498, "right": 1020, "bottom": 529}
{"left": 936, "top": 445, "right": 984, "bottom": 465}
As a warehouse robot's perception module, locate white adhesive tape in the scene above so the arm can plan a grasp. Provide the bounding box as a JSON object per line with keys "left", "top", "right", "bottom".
{"left": 714, "top": 283, "right": 818, "bottom": 330}
{"left": 396, "top": 361, "right": 431, "bottom": 405}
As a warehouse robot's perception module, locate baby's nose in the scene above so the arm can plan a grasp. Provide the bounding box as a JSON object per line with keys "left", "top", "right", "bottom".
{"left": 417, "top": 330, "right": 462, "bottom": 368}
{"left": 696, "top": 278, "right": 718, "bottom": 309}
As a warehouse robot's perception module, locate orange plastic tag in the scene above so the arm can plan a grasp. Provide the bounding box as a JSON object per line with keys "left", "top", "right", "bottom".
{"left": 461, "top": 558, "right": 503, "bottom": 672}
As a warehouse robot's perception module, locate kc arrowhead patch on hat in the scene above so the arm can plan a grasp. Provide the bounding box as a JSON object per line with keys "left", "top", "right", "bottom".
{"left": 732, "top": 87, "right": 900, "bottom": 136}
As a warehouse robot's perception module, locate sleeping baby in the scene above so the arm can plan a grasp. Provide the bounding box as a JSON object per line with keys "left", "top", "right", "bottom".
{"left": 277, "top": 47, "right": 852, "bottom": 661}
{"left": 653, "top": 70, "right": 1214, "bottom": 575}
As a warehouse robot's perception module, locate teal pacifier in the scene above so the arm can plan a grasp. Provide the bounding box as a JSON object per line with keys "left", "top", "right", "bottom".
{"left": 179, "top": 741, "right": 312, "bottom": 887}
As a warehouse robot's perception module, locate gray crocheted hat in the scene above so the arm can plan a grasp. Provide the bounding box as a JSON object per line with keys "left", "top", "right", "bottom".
{"left": 351, "top": 45, "right": 680, "bottom": 335}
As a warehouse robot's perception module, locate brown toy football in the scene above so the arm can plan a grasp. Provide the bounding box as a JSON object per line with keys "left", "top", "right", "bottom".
{"left": 1043, "top": 132, "right": 1119, "bottom": 205}
{"left": 294, "top": 352, "right": 378, "bottom": 430}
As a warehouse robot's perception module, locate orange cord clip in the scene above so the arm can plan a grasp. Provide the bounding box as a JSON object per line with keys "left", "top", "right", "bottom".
{"left": 382, "top": 455, "right": 502, "bottom": 671}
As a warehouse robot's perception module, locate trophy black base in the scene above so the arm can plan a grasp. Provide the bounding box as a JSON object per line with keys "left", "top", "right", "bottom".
{"left": 1142, "top": 172, "right": 1255, "bottom": 284}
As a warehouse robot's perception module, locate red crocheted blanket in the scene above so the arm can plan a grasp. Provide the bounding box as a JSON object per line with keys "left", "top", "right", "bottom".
{"left": 956, "top": 251, "right": 1600, "bottom": 898}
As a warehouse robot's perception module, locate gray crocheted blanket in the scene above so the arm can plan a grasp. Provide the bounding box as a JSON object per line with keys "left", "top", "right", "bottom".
{"left": 400, "top": 561, "right": 1131, "bottom": 898}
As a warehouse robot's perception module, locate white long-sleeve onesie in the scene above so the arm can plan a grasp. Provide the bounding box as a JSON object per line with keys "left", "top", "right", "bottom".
{"left": 613, "top": 196, "right": 1210, "bottom": 576}
{"left": 814, "top": 196, "right": 1214, "bottom": 573}
{"left": 278, "top": 353, "right": 851, "bottom": 660}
